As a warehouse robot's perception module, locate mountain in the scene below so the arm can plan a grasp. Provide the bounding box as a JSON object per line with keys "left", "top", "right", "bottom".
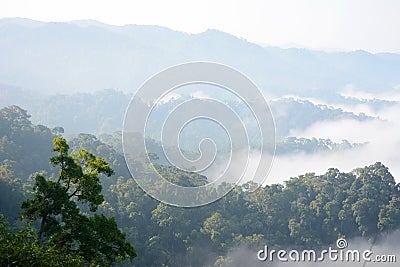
{"left": 0, "top": 85, "right": 376, "bottom": 137}
{"left": 1, "top": 18, "right": 399, "bottom": 100}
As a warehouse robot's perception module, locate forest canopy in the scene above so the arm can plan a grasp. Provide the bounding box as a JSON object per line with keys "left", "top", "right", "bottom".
{"left": 0, "top": 106, "right": 399, "bottom": 266}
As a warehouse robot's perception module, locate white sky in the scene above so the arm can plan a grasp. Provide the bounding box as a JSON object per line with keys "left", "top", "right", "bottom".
{"left": 1, "top": 0, "right": 400, "bottom": 53}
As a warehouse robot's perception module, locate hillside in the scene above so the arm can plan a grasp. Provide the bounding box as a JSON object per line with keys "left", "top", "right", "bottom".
{"left": 1, "top": 18, "right": 399, "bottom": 99}
{"left": 0, "top": 105, "right": 399, "bottom": 266}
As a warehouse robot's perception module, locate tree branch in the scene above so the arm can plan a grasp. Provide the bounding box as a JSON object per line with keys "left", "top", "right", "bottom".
{"left": 69, "top": 188, "right": 80, "bottom": 199}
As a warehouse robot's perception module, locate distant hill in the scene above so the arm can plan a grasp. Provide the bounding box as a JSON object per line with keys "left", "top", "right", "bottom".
{"left": 1, "top": 18, "right": 399, "bottom": 100}
{"left": 0, "top": 86, "right": 377, "bottom": 137}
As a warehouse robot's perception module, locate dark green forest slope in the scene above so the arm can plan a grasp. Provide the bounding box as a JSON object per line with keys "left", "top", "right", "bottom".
{"left": 1, "top": 106, "right": 399, "bottom": 266}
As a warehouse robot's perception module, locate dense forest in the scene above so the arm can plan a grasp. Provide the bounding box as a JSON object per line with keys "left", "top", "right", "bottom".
{"left": 1, "top": 105, "right": 400, "bottom": 266}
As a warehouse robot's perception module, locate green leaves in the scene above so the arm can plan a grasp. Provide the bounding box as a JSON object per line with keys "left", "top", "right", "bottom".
{"left": 0, "top": 215, "right": 84, "bottom": 267}
{"left": 82, "top": 215, "right": 137, "bottom": 266}
{"left": 379, "top": 196, "right": 400, "bottom": 232}
{"left": 1, "top": 107, "right": 400, "bottom": 266}
{"left": 19, "top": 137, "right": 136, "bottom": 266}
{"left": 52, "top": 136, "right": 70, "bottom": 155}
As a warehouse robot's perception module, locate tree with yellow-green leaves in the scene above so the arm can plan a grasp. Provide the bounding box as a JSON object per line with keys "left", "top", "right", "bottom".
{"left": 15, "top": 137, "right": 136, "bottom": 266}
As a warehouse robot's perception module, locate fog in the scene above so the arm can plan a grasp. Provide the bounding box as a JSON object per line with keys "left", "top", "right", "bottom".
{"left": 221, "top": 231, "right": 400, "bottom": 267}
{"left": 266, "top": 93, "right": 400, "bottom": 184}
{"left": 165, "top": 90, "right": 400, "bottom": 186}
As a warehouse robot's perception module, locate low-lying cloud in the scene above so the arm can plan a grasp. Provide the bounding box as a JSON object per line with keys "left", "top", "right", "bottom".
{"left": 221, "top": 231, "right": 400, "bottom": 267}
{"left": 266, "top": 100, "right": 400, "bottom": 184}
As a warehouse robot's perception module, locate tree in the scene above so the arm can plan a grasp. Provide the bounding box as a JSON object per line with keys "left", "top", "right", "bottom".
{"left": 378, "top": 196, "right": 400, "bottom": 233}
{"left": 346, "top": 162, "right": 397, "bottom": 236}
{"left": 0, "top": 105, "right": 56, "bottom": 179}
{"left": 201, "top": 212, "right": 230, "bottom": 249}
{"left": 0, "top": 215, "right": 84, "bottom": 267}
{"left": 20, "top": 137, "right": 136, "bottom": 266}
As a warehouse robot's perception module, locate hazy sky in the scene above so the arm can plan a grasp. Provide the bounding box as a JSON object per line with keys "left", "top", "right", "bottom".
{"left": 1, "top": 0, "right": 400, "bottom": 53}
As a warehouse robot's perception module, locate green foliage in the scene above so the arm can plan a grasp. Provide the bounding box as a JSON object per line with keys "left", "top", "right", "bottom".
{"left": 69, "top": 133, "right": 130, "bottom": 187}
{"left": 103, "top": 162, "right": 399, "bottom": 266}
{"left": 0, "top": 161, "right": 26, "bottom": 221}
{"left": 379, "top": 196, "right": 400, "bottom": 232}
{"left": 0, "top": 106, "right": 58, "bottom": 178}
{"left": 276, "top": 137, "right": 364, "bottom": 155}
{"left": 1, "top": 107, "right": 400, "bottom": 266}
{"left": 20, "top": 137, "right": 136, "bottom": 266}
{"left": 0, "top": 215, "right": 84, "bottom": 266}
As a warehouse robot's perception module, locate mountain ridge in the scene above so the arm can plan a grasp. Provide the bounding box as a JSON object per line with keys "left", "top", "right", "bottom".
{"left": 1, "top": 17, "right": 399, "bottom": 98}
